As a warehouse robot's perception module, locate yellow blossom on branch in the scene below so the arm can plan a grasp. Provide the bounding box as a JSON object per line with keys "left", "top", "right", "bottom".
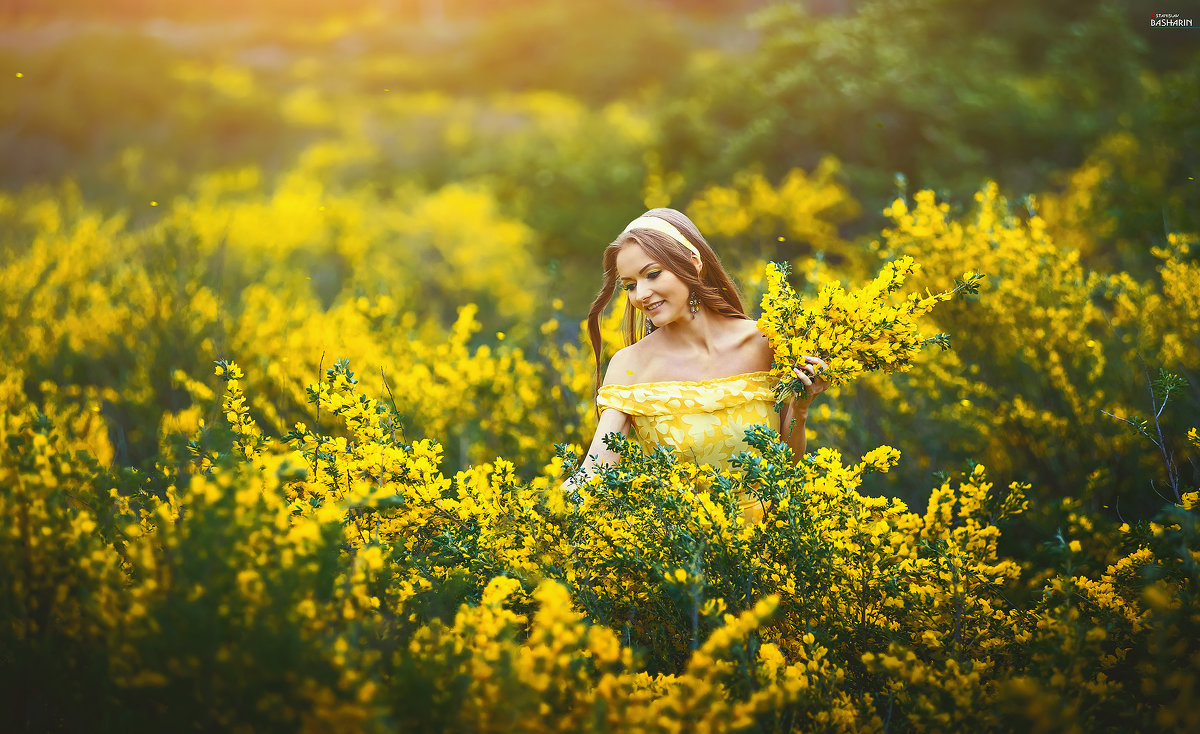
{"left": 757, "top": 257, "right": 983, "bottom": 405}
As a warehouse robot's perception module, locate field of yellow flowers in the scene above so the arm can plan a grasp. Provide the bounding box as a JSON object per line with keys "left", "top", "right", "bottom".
{"left": 3, "top": 143, "right": 1198, "bottom": 731}
{"left": 4, "top": 2, "right": 1200, "bottom": 732}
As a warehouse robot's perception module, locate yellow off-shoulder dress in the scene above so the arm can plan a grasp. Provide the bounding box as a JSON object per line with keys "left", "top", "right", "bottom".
{"left": 596, "top": 370, "right": 780, "bottom": 522}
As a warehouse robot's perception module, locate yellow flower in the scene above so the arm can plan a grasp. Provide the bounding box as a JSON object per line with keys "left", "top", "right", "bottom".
{"left": 758, "top": 259, "right": 979, "bottom": 403}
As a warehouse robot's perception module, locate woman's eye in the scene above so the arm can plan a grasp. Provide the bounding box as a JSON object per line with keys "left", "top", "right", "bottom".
{"left": 623, "top": 282, "right": 636, "bottom": 291}
{"left": 647, "top": 270, "right": 662, "bottom": 279}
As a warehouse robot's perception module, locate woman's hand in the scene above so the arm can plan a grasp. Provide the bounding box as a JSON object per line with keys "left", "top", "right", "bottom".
{"left": 792, "top": 355, "right": 829, "bottom": 406}
{"left": 559, "top": 471, "right": 589, "bottom": 505}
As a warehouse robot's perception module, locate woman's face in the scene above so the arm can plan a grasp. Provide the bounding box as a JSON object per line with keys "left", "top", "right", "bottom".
{"left": 615, "top": 243, "right": 695, "bottom": 328}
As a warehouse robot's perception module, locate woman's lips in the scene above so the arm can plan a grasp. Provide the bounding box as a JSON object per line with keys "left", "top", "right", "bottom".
{"left": 645, "top": 300, "right": 665, "bottom": 314}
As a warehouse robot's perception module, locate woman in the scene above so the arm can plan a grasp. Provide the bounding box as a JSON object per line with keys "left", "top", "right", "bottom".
{"left": 568, "top": 207, "right": 828, "bottom": 519}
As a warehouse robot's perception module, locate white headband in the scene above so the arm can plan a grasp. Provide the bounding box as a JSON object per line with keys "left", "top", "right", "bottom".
{"left": 621, "top": 215, "right": 701, "bottom": 258}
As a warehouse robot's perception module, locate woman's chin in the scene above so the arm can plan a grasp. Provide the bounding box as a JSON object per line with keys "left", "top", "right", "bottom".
{"left": 646, "top": 312, "right": 674, "bottom": 327}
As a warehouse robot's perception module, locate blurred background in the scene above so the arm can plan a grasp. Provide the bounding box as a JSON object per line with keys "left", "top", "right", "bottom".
{"left": 3, "top": 0, "right": 1195, "bottom": 285}
{"left": 2, "top": 0, "right": 1197, "bottom": 517}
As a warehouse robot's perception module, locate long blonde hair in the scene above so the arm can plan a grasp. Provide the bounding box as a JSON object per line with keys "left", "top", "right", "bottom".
{"left": 586, "top": 208, "right": 749, "bottom": 394}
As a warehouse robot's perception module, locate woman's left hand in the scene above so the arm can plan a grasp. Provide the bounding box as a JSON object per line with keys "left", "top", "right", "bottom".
{"left": 792, "top": 355, "right": 829, "bottom": 403}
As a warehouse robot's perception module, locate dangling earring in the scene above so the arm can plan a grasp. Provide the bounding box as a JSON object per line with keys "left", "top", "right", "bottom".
{"left": 689, "top": 291, "right": 699, "bottom": 318}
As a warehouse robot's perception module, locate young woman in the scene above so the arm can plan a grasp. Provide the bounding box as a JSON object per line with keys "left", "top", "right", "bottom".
{"left": 568, "top": 207, "right": 828, "bottom": 519}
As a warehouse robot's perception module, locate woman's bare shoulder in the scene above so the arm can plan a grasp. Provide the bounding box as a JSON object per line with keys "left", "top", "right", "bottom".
{"left": 604, "top": 332, "right": 676, "bottom": 385}
{"left": 724, "top": 317, "right": 773, "bottom": 370}
{"left": 731, "top": 316, "right": 771, "bottom": 351}
{"left": 733, "top": 316, "right": 767, "bottom": 340}
{"left": 602, "top": 341, "right": 649, "bottom": 387}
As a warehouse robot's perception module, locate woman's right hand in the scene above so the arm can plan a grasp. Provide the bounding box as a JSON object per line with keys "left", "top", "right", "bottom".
{"left": 792, "top": 355, "right": 829, "bottom": 404}
{"left": 561, "top": 407, "right": 630, "bottom": 503}
{"left": 559, "top": 472, "right": 587, "bottom": 505}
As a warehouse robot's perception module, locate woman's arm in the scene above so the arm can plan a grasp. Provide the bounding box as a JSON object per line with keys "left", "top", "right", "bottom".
{"left": 779, "top": 356, "right": 829, "bottom": 462}
{"left": 564, "top": 346, "right": 640, "bottom": 494}
{"left": 779, "top": 399, "right": 813, "bottom": 459}
{"left": 563, "top": 407, "right": 631, "bottom": 496}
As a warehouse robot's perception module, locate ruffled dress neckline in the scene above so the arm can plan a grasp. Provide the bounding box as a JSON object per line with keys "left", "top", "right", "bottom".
{"left": 606, "top": 370, "right": 773, "bottom": 390}
{"left": 597, "top": 371, "right": 777, "bottom": 417}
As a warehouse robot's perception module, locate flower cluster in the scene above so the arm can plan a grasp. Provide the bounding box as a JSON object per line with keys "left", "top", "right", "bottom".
{"left": 758, "top": 257, "right": 983, "bottom": 405}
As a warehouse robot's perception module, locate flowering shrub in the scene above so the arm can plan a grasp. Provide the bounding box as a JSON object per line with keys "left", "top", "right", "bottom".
{"left": 806, "top": 182, "right": 1199, "bottom": 516}
{"left": 4, "top": 348, "right": 1197, "bottom": 731}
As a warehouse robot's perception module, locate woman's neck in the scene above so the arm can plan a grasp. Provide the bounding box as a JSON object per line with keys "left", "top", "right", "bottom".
{"left": 655, "top": 309, "right": 725, "bottom": 357}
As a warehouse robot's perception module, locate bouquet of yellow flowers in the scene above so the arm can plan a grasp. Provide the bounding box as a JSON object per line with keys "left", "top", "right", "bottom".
{"left": 758, "top": 257, "right": 983, "bottom": 407}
